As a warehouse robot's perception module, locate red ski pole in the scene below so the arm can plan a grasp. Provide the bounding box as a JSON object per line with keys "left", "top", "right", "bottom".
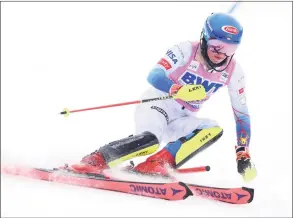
{"left": 176, "top": 165, "right": 210, "bottom": 174}
{"left": 60, "top": 95, "right": 173, "bottom": 117}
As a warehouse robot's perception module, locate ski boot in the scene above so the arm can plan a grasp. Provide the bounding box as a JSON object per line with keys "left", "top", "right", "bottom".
{"left": 62, "top": 131, "right": 159, "bottom": 174}
{"left": 133, "top": 148, "right": 175, "bottom": 177}
{"left": 69, "top": 151, "right": 108, "bottom": 174}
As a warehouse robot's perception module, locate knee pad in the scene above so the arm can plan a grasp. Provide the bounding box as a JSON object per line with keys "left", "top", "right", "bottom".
{"left": 174, "top": 127, "right": 223, "bottom": 168}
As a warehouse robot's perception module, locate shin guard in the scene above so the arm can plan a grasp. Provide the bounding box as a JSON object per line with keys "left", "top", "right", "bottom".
{"left": 173, "top": 127, "right": 223, "bottom": 168}
{"left": 98, "top": 131, "right": 159, "bottom": 168}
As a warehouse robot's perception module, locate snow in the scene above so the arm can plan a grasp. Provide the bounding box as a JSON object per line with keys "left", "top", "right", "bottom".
{"left": 1, "top": 2, "right": 292, "bottom": 217}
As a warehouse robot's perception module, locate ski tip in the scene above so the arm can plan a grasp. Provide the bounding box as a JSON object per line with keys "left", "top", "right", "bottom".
{"left": 242, "top": 187, "right": 254, "bottom": 203}
{"left": 205, "top": 166, "right": 211, "bottom": 171}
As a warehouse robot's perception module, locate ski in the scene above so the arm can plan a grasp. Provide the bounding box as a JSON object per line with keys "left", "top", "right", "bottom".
{"left": 1, "top": 165, "right": 191, "bottom": 201}
{"left": 187, "top": 184, "right": 254, "bottom": 204}
{"left": 122, "top": 168, "right": 254, "bottom": 204}
{"left": 124, "top": 163, "right": 254, "bottom": 204}
{"left": 1, "top": 165, "right": 254, "bottom": 204}
{"left": 124, "top": 161, "right": 210, "bottom": 179}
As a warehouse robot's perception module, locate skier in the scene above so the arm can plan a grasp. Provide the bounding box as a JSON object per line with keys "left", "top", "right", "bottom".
{"left": 69, "top": 12, "right": 257, "bottom": 182}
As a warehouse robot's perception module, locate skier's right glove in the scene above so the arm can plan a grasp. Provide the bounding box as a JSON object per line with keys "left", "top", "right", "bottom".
{"left": 236, "top": 146, "right": 257, "bottom": 182}
{"left": 170, "top": 84, "right": 207, "bottom": 102}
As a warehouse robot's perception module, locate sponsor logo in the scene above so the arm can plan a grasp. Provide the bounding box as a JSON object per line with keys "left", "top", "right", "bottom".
{"left": 200, "top": 133, "right": 212, "bottom": 143}
{"left": 188, "top": 85, "right": 202, "bottom": 92}
{"left": 235, "top": 193, "right": 247, "bottom": 200}
{"left": 188, "top": 61, "right": 199, "bottom": 72}
{"left": 136, "top": 150, "right": 148, "bottom": 156}
{"left": 158, "top": 58, "right": 172, "bottom": 70}
{"left": 237, "top": 87, "right": 245, "bottom": 95}
{"left": 180, "top": 72, "right": 223, "bottom": 93}
{"left": 220, "top": 71, "right": 229, "bottom": 83}
{"left": 195, "top": 188, "right": 232, "bottom": 200}
{"left": 221, "top": 26, "right": 239, "bottom": 35}
{"left": 166, "top": 49, "right": 178, "bottom": 64}
{"left": 151, "top": 106, "right": 169, "bottom": 123}
{"left": 171, "top": 188, "right": 183, "bottom": 196}
{"left": 130, "top": 185, "right": 167, "bottom": 195}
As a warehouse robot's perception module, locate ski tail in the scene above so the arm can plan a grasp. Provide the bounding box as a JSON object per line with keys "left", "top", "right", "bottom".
{"left": 1, "top": 165, "right": 191, "bottom": 201}
{"left": 187, "top": 183, "right": 254, "bottom": 204}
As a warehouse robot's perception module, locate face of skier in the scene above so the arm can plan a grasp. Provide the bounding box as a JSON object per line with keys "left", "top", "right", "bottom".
{"left": 207, "top": 48, "right": 227, "bottom": 64}
{"left": 206, "top": 39, "right": 239, "bottom": 64}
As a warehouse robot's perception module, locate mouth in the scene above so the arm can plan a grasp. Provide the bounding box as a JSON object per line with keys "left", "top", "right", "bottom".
{"left": 214, "top": 54, "right": 225, "bottom": 60}
{"left": 211, "top": 56, "right": 224, "bottom": 63}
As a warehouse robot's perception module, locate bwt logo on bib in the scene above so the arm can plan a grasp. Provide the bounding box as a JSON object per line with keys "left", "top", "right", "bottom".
{"left": 166, "top": 50, "right": 178, "bottom": 64}
{"left": 180, "top": 72, "right": 223, "bottom": 93}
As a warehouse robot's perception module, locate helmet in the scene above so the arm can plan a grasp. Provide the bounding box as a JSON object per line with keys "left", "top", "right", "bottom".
{"left": 200, "top": 12, "right": 243, "bottom": 72}
{"left": 203, "top": 12, "right": 243, "bottom": 44}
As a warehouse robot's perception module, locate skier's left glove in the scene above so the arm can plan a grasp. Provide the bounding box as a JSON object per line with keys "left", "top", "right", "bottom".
{"left": 235, "top": 146, "right": 257, "bottom": 182}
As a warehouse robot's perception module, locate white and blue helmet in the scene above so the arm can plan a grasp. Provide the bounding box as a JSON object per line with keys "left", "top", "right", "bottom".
{"left": 200, "top": 12, "right": 243, "bottom": 71}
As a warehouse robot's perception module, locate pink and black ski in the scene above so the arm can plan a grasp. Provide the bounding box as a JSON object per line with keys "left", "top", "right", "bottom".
{"left": 1, "top": 165, "right": 254, "bottom": 204}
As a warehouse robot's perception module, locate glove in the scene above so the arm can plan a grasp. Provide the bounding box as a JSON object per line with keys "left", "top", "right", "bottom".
{"left": 235, "top": 146, "right": 257, "bottom": 182}
{"left": 170, "top": 84, "right": 207, "bottom": 101}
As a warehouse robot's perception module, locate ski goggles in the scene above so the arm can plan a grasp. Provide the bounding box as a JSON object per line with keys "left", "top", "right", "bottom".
{"left": 207, "top": 39, "right": 239, "bottom": 56}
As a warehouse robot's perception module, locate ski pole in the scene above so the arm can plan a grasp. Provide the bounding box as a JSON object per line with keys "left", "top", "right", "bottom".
{"left": 227, "top": 1, "right": 241, "bottom": 14}
{"left": 176, "top": 165, "right": 210, "bottom": 174}
{"left": 60, "top": 95, "right": 173, "bottom": 117}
